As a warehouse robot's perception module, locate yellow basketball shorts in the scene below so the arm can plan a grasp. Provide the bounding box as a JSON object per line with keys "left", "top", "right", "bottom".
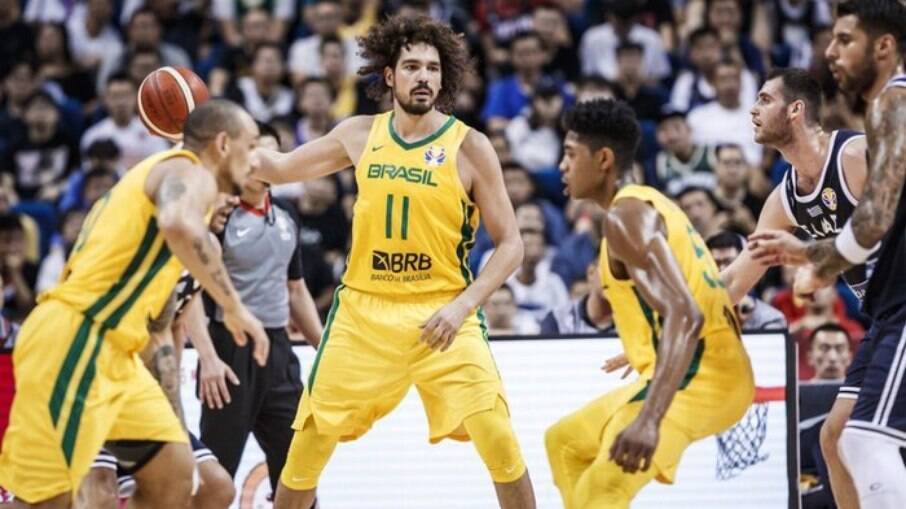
{"left": 0, "top": 300, "right": 186, "bottom": 503}
{"left": 294, "top": 285, "right": 507, "bottom": 442}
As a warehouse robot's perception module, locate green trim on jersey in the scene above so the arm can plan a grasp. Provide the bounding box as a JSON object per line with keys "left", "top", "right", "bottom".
{"left": 308, "top": 284, "right": 345, "bottom": 392}
{"left": 388, "top": 113, "right": 457, "bottom": 150}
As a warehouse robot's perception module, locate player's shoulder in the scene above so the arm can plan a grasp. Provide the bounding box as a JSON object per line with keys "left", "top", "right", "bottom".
{"left": 333, "top": 114, "right": 379, "bottom": 136}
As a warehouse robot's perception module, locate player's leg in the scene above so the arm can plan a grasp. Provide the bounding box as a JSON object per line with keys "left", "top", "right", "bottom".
{"left": 274, "top": 416, "right": 337, "bottom": 509}
{"left": 189, "top": 433, "right": 235, "bottom": 509}
{"left": 73, "top": 453, "right": 119, "bottom": 509}
{"left": 545, "top": 380, "right": 648, "bottom": 509}
{"left": 121, "top": 442, "right": 193, "bottom": 509}
{"left": 838, "top": 322, "right": 906, "bottom": 508}
{"left": 821, "top": 397, "right": 859, "bottom": 508}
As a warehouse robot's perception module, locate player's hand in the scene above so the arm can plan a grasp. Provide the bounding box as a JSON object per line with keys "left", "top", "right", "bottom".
{"left": 223, "top": 305, "right": 270, "bottom": 366}
{"left": 198, "top": 356, "right": 240, "bottom": 410}
{"left": 419, "top": 300, "right": 470, "bottom": 352}
{"left": 609, "top": 417, "right": 659, "bottom": 474}
{"left": 748, "top": 230, "right": 810, "bottom": 266}
{"left": 601, "top": 353, "right": 633, "bottom": 379}
{"left": 210, "top": 194, "right": 239, "bottom": 234}
{"left": 792, "top": 265, "right": 833, "bottom": 305}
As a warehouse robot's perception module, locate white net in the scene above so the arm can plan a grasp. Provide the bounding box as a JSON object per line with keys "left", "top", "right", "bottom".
{"left": 715, "top": 403, "right": 770, "bottom": 480}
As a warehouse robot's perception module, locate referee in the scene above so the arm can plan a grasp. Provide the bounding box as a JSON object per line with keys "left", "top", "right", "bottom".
{"left": 200, "top": 124, "right": 322, "bottom": 494}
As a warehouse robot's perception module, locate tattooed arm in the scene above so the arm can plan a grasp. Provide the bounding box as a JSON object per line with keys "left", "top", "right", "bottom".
{"left": 805, "top": 87, "right": 906, "bottom": 280}
{"left": 141, "top": 291, "right": 184, "bottom": 424}
{"left": 146, "top": 158, "right": 270, "bottom": 365}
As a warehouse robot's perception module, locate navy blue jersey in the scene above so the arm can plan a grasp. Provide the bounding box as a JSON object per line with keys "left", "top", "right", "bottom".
{"left": 864, "top": 75, "right": 906, "bottom": 319}
{"left": 780, "top": 129, "right": 875, "bottom": 300}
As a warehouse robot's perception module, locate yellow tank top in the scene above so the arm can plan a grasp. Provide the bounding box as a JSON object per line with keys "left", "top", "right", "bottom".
{"left": 599, "top": 185, "right": 744, "bottom": 378}
{"left": 42, "top": 148, "right": 201, "bottom": 353}
{"left": 342, "top": 111, "right": 477, "bottom": 297}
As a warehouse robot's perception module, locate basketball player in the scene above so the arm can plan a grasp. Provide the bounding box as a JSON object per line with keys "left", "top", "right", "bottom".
{"left": 721, "top": 67, "right": 869, "bottom": 508}
{"left": 544, "top": 98, "right": 754, "bottom": 508}
{"left": 0, "top": 99, "right": 269, "bottom": 509}
{"left": 748, "top": 1, "right": 906, "bottom": 507}
{"left": 251, "top": 15, "right": 536, "bottom": 509}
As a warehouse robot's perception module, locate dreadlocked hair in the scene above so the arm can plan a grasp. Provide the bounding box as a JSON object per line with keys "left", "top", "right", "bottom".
{"left": 357, "top": 14, "right": 471, "bottom": 113}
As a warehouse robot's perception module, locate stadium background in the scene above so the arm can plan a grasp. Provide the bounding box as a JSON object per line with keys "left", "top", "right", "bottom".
{"left": 0, "top": 0, "right": 868, "bottom": 507}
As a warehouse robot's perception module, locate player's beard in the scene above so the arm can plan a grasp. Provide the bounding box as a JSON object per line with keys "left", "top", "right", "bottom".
{"left": 837, "top": 46, "right": 879, "bottom": 99}
{"left": 756, "top": 117, "right": 793, "bottom": 147}
{"left": 395, "top": 87, "right": 435, "bottom": 116}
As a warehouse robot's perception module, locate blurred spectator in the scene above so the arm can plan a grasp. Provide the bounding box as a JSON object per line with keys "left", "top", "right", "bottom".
{"left": 614, "top": 42, "right": 667, "bottom": 122}
{"left": 35, "top": 208, "right": 85, "bottom": 293}
{"left": 97, "top": 8, "right": 192, "bottom": 94}
{"left": 806, "top": 322, "right": 852, "bottom": 382}
{"left": 507, "top": 228, "right": 570, "bottom": 322}
{"left": 65, "top": 0, "right": 123, "bottom": 73}
{"left": 706, "top": 230, "right": 786, "bottom": 330}
{"left": 579, "top": 0, "right": 671, "bottom": 83}
{"left": 551, "top": 200, "right": 602, "bottom": 289}
{"left": 576, "top": 75, "right": 617, "bottom": 103}
{"left": 540, "top": 259, "right": 615, "bottom": 335}
{"left": 504, "top": 79, "right": 564, "bottom": 174}
{"left": 1, "top": 91, "right": 78, "bottom": 202}
{"left": 0, "top": 214, "right": 37, "bottom": 322}
{"left": 625, "top": 0, "right": 676, "bottom": 52}
{"left": 0, "top": 0, "right": 34, "bottom": 79}
{"left": 649, "top": 107, "right": 716, "bottom": 192}
{"left": 124, "top": 47, "right": 164, "bottom": 89}
{"left": 34, "top": 23, "right": 96, "bottom": 107}
{"left": 295, "top": 176, "right": 348, "bottom": 311}
{"left": 319, "top": 35, "right": 361, "bottom": 119}
{"left": 214, "top": 0, "right": 294, "bottom": 47}
{"left": 290, "top": 78, "right": 336, "bottom": 146}
{"left": 482, "top": 30, "right": 570, "bottom": 131}
{"left": 288, "top": 0, "right": 363, "bottom": 85}
{"left": 501, "top": 163, "right": 568, "bottom": 242}
{"left": 489, "top": 130, "right": 514, "bottom": 167}
{"left": 227, "top": 43, "right": 293, "bottom": 123}
{"left": 688, "top": 59, "right": 762, "bottom": 166}
{"left": 81, "top": 73, "right": 170, "bottom": 170}
{"left": 485, "top": 284, "right": 540, "bottom": 336}
{"left": 712, "top": 143, "right": 760, "bottom": 233}
{"left": 765, "top": 0, "right": 831, "bottom": 69}
{"left": 209, "top": 8, "right": 273, "bottom": 96}
{"left": 676, "top": 186, "right": 727, "bottom": 239}
{"left": 705, "top": 0, "right": 765, "bottom": 78}
{"left": 670, "top": 27, "right": 758, "bottom": 113}
{"left": 473, "top": 0, "right": 536, "bottom": 69}
{"left": 59, "top": 140, "right": 120, "bottom": 213}
{"left": 532, "top": 4, "right": 580, "bottom": 82}
{"left": 2, "top": 60, "right": 40, "bottom": 130}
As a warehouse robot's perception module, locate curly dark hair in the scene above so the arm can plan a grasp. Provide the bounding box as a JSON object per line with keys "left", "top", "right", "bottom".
{"left": 563, "top": 99, "right": 641, "bottom": 175}
{"left": 357, "top": 14, "right": 470, "bottom": 113}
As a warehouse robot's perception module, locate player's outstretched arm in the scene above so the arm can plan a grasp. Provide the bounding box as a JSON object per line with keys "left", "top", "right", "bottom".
{"left": 419, "top": 130, "right": 524, "bottom": 351}
{"left": 721, "top": 187, "right": 795, "bottom": 303}
{"left": 251, "top": 115, "right": 372, "bottom": 184}
{"left": 148, "top": 159, "right": 270, "bottom": 366}
{"left": 605, "top": 198, "right": 704, "bottom": 474}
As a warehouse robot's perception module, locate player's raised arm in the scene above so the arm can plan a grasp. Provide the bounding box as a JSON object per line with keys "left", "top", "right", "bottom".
{"left": 721, "top": 186, "right": 795, "bottom": 303}
{"left": 148, "top": 158, "right": 269, "bottom": 365}
{"left": 604, "top": 198, "right": 704, "bottom": 473}
{"left": 251, "top": 115, "right": 373, "bottom": 184}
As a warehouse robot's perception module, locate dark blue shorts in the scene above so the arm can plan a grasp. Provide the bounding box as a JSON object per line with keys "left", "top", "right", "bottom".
{"left": 847, "top": 307, "right": 906, "bottom": 444}
{"left": 839, "top": 335, "right": 875, "bottom": 399}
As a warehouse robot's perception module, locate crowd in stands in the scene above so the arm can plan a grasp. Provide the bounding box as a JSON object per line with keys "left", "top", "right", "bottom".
{"left": 0, "top": 0, "right": 868, "bottom": 381}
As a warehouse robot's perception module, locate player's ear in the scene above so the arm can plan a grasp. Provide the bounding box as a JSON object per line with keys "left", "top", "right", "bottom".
{"left": 790, "top": 100, "right": 802, "bottom": 120}
{"left": 215, "top": 131, "right": 229, "bottom": 156}
{"left": 876, "top": 33, "right": 897, "bottom": 61}
{"left": 384, "top": 66, "right": 394, "bottom": 89}
{"left": 596, "top": 146, "right": 615, "bottom": 175}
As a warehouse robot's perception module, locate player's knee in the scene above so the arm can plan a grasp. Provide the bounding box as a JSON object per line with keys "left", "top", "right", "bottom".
{"left": 464, "top": 406, "right": 526, "bottom": 483}
{"left": 195, "top": 462, "right": 236, "bottom": 509}
{"left": 280, "top": 420, "right": 338, "bottom": 491}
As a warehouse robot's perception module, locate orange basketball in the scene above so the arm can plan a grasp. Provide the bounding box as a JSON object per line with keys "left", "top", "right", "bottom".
{"left": 137, "top": 66, "right": 210, "bottom": 141}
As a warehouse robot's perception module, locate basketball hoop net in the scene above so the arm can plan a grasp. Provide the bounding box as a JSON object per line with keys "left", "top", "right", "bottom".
{"left": 715, "top": 386, "right": 785, "bottom": 480}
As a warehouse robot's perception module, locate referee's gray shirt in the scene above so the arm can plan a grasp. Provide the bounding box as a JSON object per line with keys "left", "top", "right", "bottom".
{"left": 215, "top": 197, "right": 304, "bottom": 328}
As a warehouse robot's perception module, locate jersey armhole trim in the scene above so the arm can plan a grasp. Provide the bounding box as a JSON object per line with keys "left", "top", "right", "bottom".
{"left": 778, "top": 172, "right": 799, "bottom": 226}
{"left": 837, "top": 134, "right": 864, "bottom": 206}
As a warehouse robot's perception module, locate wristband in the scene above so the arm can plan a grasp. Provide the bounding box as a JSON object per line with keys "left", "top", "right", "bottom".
{"left": 834, "top": 221, "right": 879, "bottom": 265}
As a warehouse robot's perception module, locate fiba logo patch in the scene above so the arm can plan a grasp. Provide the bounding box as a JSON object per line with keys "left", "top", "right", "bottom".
{"left": 424, "top": 145, "right": 446, "bottom": 167}
{"left": 821, "top": 188, "right": 837, "bottom": 211}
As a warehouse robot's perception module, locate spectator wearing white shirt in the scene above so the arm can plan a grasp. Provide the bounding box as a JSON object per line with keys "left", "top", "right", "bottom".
{"left": 504, "top": 79, "right": 564, "bottom": 174}
{"left": 80, "top": 73, "right": 169, "bottom": 170}
{"left": 288, "top": 0, "right": 363, "bottom": 86}
{"left": 65, "top": 0, "right": 123, "bottom": 73}
{"left": 213, "top": 0, "right": 294, "bottom": 47}
{"left": 226, "top": 43, "right": 293, "bottom": 123}
{"left": 484, "top": 285, "right": 540, "bottom": 336}
{"left": 687, "top": 59, "right": 762, "bottom": 166}
{"left": 507, "top": 228, "right": 570, "bottom": 322}
{"left": 579, "top": 0, "right": 671, "bottom": 83}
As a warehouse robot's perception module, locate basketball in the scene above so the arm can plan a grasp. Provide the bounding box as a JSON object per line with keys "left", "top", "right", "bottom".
{"left": 137, "top": 66, "right": 209, "bottom": 141}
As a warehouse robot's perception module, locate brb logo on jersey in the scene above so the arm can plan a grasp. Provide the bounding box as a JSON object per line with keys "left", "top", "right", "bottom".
{"left": 821, "top": 188, "right": 838, "bottom": 211}
{"left": 371, "top": 250, "right": 433, "bottom": 282}
{"left": 424, "top": 145, "right": 446, "bottom": 167}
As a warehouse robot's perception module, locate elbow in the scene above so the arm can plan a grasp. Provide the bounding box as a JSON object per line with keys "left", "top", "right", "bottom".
{"left": 509, "top": 234, "right": 525, "bottom": 271}
{"left": 157, "top": 209, "right": 192, "bottom": 240}
{"left": 683, "top": 300, "right": 705, "bottom": 338}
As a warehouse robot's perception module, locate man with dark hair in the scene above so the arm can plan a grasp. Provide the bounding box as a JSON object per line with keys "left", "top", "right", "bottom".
{"left": 288, "top": 0, "right": 362, "bottom": 84}
{"left": 0, "top": 99, "right": 268, "bottom": 509}
{"left": 705, "top": 231, "right": 785, "bottom": 330}
{"left": 253, "top": 14, "right": 536, "bottom": 509}
{"left": 546, "top": 98, "right": 753, "bottom": 507}
{"left": 808, "top": 323, "right": 853, "bottom": 382}
{"left": 649, "top": 107, "right": 717, "bottom": 192}
{"left": 580, "top": 0, "right": 671, "bottom": 83}
{"left": 614, "top": 42, "right": 667, "bottom": 122}
{"left": 748, "top": 2, "right": 906, "bottom": 507}
{"left": 0, "top": 213, "right": 37, "bottom": 322}
{"left": 226, "top": 42, "right": 293, "bottom": 123}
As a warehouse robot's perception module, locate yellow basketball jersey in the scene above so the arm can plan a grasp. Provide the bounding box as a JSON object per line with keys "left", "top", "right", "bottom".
{"left": 342, "top": 111, "right": 478, "bottom": 297}
{"left": 42, "top": 148, "right": 201, "bottom": 353}
{"left": 599, "top": 185, "right": 744, "bottom": 378}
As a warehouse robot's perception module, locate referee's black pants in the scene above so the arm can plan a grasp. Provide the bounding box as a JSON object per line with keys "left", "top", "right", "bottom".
{"left": 199, "top": 321, "right": 303, "bottom": 492}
